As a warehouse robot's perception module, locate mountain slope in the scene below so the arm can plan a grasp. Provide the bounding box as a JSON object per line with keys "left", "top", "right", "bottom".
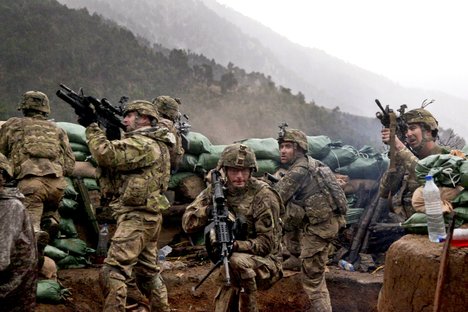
{"left": 57, "top": 0, "right": 468, "bottom": 139}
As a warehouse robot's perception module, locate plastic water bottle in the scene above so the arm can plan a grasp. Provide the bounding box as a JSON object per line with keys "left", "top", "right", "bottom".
{"left": 158, "top": 245, "right": 172, "bottom": 261}
{"left": 96, "top": 223, "right": 109, "bottom": 264}
{"left": 423, "top": 175, "right": 446, "bottom": 243}
{"left": 338, "top": 259, "right": 355, "bottom": 272}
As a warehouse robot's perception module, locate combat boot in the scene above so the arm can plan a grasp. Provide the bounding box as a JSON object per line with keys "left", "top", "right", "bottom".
{"left": 239, "top": 278, "right": 258, "bottom": 312}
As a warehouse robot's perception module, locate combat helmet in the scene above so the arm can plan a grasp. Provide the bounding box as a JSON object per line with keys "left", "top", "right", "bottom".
{"left": 0, "top": 153, "right": 13, "bottom": 179}
{"left": 18, "top": 91, "right": 50, "bottom": 114}
{"left": 278, "top": 128, "right": 308, "bottom": 152}
{"left": 124, "top": 100, "right": 159, "bottom": 121}
{"left": 152, "top": 96, "right": 180, "bottom": 121}
{"left": 403, "top": 108, "right": 438, "bottom": 131}
{"left": 217, "top": 143, "right": 258, "bottom": 172}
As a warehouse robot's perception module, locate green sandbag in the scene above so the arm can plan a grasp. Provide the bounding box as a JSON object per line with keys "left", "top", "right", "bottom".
{"left": 169, "top": 172, "right": 197, "bottom": 189}
{"left": 178, "top": 153, "right": 199, "bottom": 172}
{"left": 59, "top": 218, "right": 78, "bottom": 238}
{"left": 64, "top": 177, "right": 78, "bottom": 199}
{"left": 454, "top": 207, "right": 468, "bottom": 222}
{"left": 73, "top": 151, "right": 88, "bottom": 161}
{"left": 321, "top": 145, "right": 358, "bottom": 170}
{"left": 307, "top": 135, "right": 332, "bottom": 160}
{"left": 253, "top": 159, "right": 280, "bottom": 177}
{"left": 56, "top": 255, "right": 90, "bottom": 269}
{"left": 70, "top": 142, "right": 90, "bottom": 153}
{"left": 52, "top": 238, "right": 95, "bottom": 257}
{"left": 336, "top": 156, "right": 388, "bottom": 180}
{"left": 402, "top": 212, "right": 464, "bottom": 234}
{"left": 44, "top": 245, "right": 69, "bottom": 261}
{"left": 346, "top": 208, "right": 364, "bottom": 225}
{"left": 452, "top": 189, "right": 468, "bottom": 207}
{"left": 237, "top": 138, "right": 279, "bottom": 159}
{"left": 58, "top": 198, "right": 79, "bottom": 218}
{"left": 415, "top": 154, "right": 464, "bottom": 186}
{"left": 197, "top": 145, "right": 228, "bottom": 170}
{"left": 57, "top": 122, "right": 87, "bottom": 145}
{"left": 36, "top": 279, "right": 71, "bottom": 303}
{"left": 459, "top": 161, "right": 468, "bottom": 188}
{"left": 83, "top": 177, "right": 100, "bottom": 190}
{"left": 185, "top": 132, "right": 212, "bottom": 155}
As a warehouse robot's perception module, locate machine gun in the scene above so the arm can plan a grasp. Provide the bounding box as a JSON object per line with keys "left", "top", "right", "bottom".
{"left": 175, "top": 112, "right": 191, "bottom": 151}
{"left": 56, "top": 84, "right": 126, "bottom": 140}
{"left": 192, "top": 170, "right": 234, "bottom": 292}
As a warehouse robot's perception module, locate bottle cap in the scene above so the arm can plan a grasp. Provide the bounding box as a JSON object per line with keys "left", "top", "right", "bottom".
{"left": 425, "top": 175, "right": 433, "bottom": 181}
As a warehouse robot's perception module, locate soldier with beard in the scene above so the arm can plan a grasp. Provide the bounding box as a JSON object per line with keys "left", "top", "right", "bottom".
{"left": 274, "top": 128, "right": 345, "bottom": 312}
{"left": 380, "top": 107, "right": 449, "bottom": 220}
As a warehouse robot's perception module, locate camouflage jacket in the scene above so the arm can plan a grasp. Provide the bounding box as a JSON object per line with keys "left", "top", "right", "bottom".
{"left": 0, "top": 187, "right": 37, "bottom": 311}
{"left": 379, "top": 144, "right": 450, "bottom": 219}
{"left": 182, "top": 178, "right": 283, "bottom": 259}
{"left": 0, "top": 115, "right": 75, "bottom": 179}
{"left": 159, "top": 117, "right": 184, "bottom": 172}
{"left": 86, "top": 123, "right": 174, "bottom": 216}
{"left": 274, "top": 155, "right": 342, "bottom": 240}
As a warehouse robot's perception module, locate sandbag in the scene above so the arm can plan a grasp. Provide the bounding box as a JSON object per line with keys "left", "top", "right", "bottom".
{"left": 56, "top": 255, "right": 90, "bottom": 269}
{"left": 169, "top": 172, "right": 197, "bottom": 189}
{"left": 52, "top": 238, "right": 95, "bottom": 257}
{"left": 415, "top": 154, "right": 465, "bottom": 186}
{"left": 58, "top": 198, "right": 79, "bottom": 218}
{"left": 178, "top": 174, "right": 206, "bottom": 201}
{"left": 452, "top": 189, "right": 468, "bottom": 207}
{"left": 73, "top": 151, "right": 88, "bottom": 161}
{"left": 185, "top": 132, "right": 212, "bottom": 155}
{"left": 36, "top": 279, "right": 71, "bottom": 303}
{"left": 196, "top": 145, "right": 228, "bottom": 170}
{"left": 346, "top": 208, "right": 364, "bottom": 225}
{"left": 454, "top": 207, "right": 468, "bottom": 222}
{"left": 83, "top": 177, "right": 100, "bottom": 190}
{"left": 70, "top": 142, "right": 90, "bottom": 153}
{"left": 336, "top": 156, "right": 388, "bottom": 180}
{"left": 321, "top": 144, "right": 358, "bottom": 170}
{"left": 411, "top": 185, "right": 462, "bottom": 213}
{"left": 237, "top": 138, "right": 279, "bottom": 159}
{"left": 402, "top": 212, "right": 464, "bottom": 234}
{"left": 73, "top": 161, "right": 96, "bottom": 178}
{"left": 59, "top": 218, "right": 78, "bottom": 238}
{"left": 254, "top": 159, "right": 280, "bottom": 177}
{"left": 307, "top": 135, "right": 332, "bottom": 160}
{"left": 40, "top": 256, "right": 57, "bottom": 280}
{"left": 178, "top": 153, "right": 199, "bottom": 172}
{"left": 64, "top": 177, "right": 78, "bottom": 199}
{"left": 57, "top": 122, "right": 87, "bottom": 145}
{"left": 44, "top": 245, "right": 69, "bottom": 261}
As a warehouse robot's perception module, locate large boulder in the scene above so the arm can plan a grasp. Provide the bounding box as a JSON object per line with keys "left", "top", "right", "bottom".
{"left": 378, "top": 234, "right": 468, "bottom": 312}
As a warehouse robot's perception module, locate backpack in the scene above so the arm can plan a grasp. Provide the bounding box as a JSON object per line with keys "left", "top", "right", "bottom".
{"left": 308, "top": 157, "right": 348, "bottom": 216}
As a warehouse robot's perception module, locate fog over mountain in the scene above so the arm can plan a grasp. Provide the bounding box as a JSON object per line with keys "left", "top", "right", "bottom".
{"left": 57, "top": 0, "right": 467, "bottom": 139}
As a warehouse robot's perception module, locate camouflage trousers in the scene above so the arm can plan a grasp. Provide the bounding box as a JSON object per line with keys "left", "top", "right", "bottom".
{"left": 101, "top": 210, "right": 169, "bottom": 312}
{"left": 18, "top": 175, "right": 66, "bottom": 232}
{"left": 300, "top": 233, "right": 332, "bottom": 312}
{"left": 214, "top": 252, "right": 282, "bottom": 312}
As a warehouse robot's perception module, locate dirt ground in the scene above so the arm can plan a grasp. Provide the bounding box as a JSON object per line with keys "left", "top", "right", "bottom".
{"left": 35, "top": 260, "right": 382, "bottom": 312}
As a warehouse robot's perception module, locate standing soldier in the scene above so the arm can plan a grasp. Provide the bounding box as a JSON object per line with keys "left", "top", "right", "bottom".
{"left": 152, "top": 95, "right": 185, "bottom": 172}
{"left": 182, "top": 144, "right": 283, "bottom": 312}
{"left": 380, "top": 107, "right": 449, "bottom": 219}
{"left": 0, "top": 152, "right": 37, "bottom": 312}
{"left": 0, "top": 91, "right": 75, "bottom": 266}
{"left": 274, "top": 128, "right": 346, "bottom": 312}
{"left": 77, "top": 100, "right": 174, "bottom": 312}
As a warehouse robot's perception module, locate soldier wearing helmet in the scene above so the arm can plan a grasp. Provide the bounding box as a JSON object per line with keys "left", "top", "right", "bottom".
{"left": 182, "top": 143, "right": 283, "bottom": 311}
{"left": 151, "top": 96, "right": 185, "bottom": 172}
{"left": 274, "top": 125, "right": 344, "bottom": 312}
{"left": 0, "top": 91, "right": 75, "bottom": 270}
{"left": 0, "top": 152, "right": 37, "bottom": 311}
{"left": 380, "top": 105, "right": 449, "bottom": 219}
{"left": 81, "top": 99, "right": 174, "bottom": 312}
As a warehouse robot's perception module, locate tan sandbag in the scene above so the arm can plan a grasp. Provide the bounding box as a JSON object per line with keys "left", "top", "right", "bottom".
{"left": 343, "top": 179, "right": 378, "bottom": 194}
{"left": 40, "top": 256, "right": 58, "bottom": 281}
{"left": 335, "top": 173, "right": 349, "bottom": 189}
{"left": 73, "top": 161, "right": 96, "bottom": 178}
{"left": 412, "top": 185, "right": 463, "bottom": 213}
{"left": 178, "top": 174, "right": 206, "bottom": 201}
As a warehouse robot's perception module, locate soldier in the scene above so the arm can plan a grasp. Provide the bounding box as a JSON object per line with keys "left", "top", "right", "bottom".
{"left": 380, "top": 107, "right": 449, "bottom": 219}
{"left": 0, "top": 91, "right": 75, "bottom": 262}
{"left": 274, "top": 128, "right": 346, "bottom": 312}
{"left": 152, "top": 95, "right": 185, "bottom": 172}
{"left": 0, "top": 153, "right": 37, "bottom": 312}
{"left": 182, "top": 144, "right": 283, "bottom": 312}
{"left": 78, "top": 100, "right": 175, "bottom": 312}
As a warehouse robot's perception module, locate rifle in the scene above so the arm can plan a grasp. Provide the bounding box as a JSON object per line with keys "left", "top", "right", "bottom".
{"left": 192, "top": 170, "right": 233, "bottom": 292}
{"left": 56, "top": 84, "right": 126, "bottom": 140}
{"left": 375, "top": 99, "right": 408, "bottom": 144}
{"left": 175, "top": 112, "right": 191, "bottom": 151}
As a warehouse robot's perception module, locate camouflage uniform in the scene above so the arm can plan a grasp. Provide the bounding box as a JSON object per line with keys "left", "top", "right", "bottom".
{"left": 85, "top": 101, "right": 174, "bottom": 312}
{"left": 0, "top": 91, "right": 75, "bottom": 235}
{"left": 379, "top": 108, "right": 449, "bottom": 219}
{"left": 275, "top": 129, "right": 344, "bottom": 312}
{"left": 182, "top": 144, "right": 283, "bottom": 312}
{"left": 0, "top": 153, "right": 37, "bottom": 312}
{"left": 152, "top": 96, "right": 185, "bottom": 172}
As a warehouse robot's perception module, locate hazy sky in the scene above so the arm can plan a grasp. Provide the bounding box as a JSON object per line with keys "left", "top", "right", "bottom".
{"left": 215, "top": 0, "right": 468, "bottom": 100}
